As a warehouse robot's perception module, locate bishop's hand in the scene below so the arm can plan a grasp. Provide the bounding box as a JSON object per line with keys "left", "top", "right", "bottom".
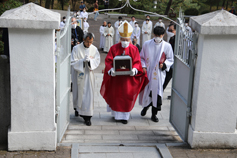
{"left": 108, "top": 68, "right": 115, "bottom": 76}
{"left": 131, "top": 68, "right": 138, "bottom": 76}
{"left": 83, "top": 55, "right": 90, "bottom": 62}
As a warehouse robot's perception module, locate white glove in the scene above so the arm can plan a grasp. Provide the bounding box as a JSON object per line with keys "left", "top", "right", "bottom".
{"left": 108, "top": 68, "right": 115, "bottom": 76}
{"left": 131, "top": 68, "right": 138, "bottom": 76}
{"left": 83, "top": 55, "right": 90, "bottom": 62}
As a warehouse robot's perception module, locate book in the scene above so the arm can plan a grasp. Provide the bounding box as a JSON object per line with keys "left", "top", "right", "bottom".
{"left": 159, "top": 52, "right": 166, "bottom": 65}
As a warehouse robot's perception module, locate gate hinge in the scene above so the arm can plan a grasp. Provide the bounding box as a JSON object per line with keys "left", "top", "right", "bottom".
{"left": 186, "top": 108, "right": 192, "bottom": 117}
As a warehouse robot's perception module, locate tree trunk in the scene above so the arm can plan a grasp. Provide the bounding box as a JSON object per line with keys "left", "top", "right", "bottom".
{"left": 210, "top": 4, "right": 212, "bottom": 11}
{"left": 40, "top": 0, "right": 42, "bottom": 6}
{"left": 217, "top": 0, "right": 220, "bottom": 9}
{"left": 231, "top": 0, "right": 234, "bottom": 6}
{"left": 25, "top": 0, "right": 29, "bottom": 3}
{"left": 51, "top": 0, "right": 54, "bottom": 9}
{"left": 226, "top": 0, "right": 229, "bottom": 9}
{"left": 45, "top": 0, "right": 51, "bottom": 9}
{"left": 61, "top": 0, "right": 64, "bottom": 10}
{"left": 222, "top": 0, "right": 226, "bottom": 7}
{"left": 164, "top": 0, "right": 173, "bottom": 15}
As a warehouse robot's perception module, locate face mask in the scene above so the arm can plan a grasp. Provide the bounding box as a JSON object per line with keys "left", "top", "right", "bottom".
{"left": 83, "top": 10, "right": 86, "bottom": 12}
{"left": 63, "top": 19, "right": 66, "bottom": 22}
{"left": 159, "top": 20, "right": 162, "bottom": 22}
{"left": 135, "top": 24, "right": 138, "bottom": 27}
{"left": 185, "top": 23, "right": 188, "bottom": 27}
{"left": 155, "top": 37, "right": 163, "bottom": 43}
{"left": 72, "top": 24, "right": 77, "bottom": 29}
{"left": 168, "top": 32, "right": 174, "bottom": 37}
{"left": 121, "top": 41, "right": 130, "bottom": 48}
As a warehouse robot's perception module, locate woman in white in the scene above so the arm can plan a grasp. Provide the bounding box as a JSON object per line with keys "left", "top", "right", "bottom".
{"left": 99, "top": 21, "right": 107, "bottom": 50}
{"left": 103, "top": 22, "right": 114, "bottom": 53}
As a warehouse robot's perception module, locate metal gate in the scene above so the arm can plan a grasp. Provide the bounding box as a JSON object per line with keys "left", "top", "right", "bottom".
{"left": 55, "top": 7, "right": 71, "bottom": 143}
{"left": 169, "top": 9, "right": 197, "bottom": 142}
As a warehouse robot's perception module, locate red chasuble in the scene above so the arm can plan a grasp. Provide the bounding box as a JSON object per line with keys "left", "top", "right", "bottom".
{"left": 100, "top": 43, "right": 149, "bottom": 112}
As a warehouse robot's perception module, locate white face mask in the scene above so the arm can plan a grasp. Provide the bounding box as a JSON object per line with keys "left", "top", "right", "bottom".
{"left": 159, "top": 20, "right": 162, "bottom": 22}
{"left": 63, "top": 19, "right": 66, "bottom": 22}
{"left": 135, "top": 24, "right": 138, "bottom": 27}
{"left": 72, "top": 24, "right": 77, "bottom": 29}
{"left": 155, "top": 37, "right": 163, "bottom": 43}
{"left": 83, "top": 10, "right": 86, "bottom": 12}
{"left": 121, "top": 41, "right": 130, "bottom": 48}
{"left": 185, "top": 23, "right": 188, "bottom": 27}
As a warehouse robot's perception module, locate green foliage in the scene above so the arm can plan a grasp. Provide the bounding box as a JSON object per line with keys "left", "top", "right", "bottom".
{"left": 88, "top": 7, "right": 94, "bottom": 12}
{"left": 99, "top": 5, "right": 105, "bottom": 10}
{"left": 0, "top": 0, "right": 22, "bottom": 16}
{"left": 201, "top": 10, "right": 210, "bottom": 14}
{"left": 184, "top": 8, "right": 199, "bottom": 15}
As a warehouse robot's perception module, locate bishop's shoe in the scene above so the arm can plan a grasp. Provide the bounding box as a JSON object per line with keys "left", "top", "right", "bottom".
{"left": 75, "top": 110, "right": 79, "bottom": 117}
{"left": 121, "top": 120, "right": 128, "bottom": 124}
{"left": 85, "top": 120, "right": 91, "bottom": 126}
{"left": 151, "top": 115, "right": 159, "bottom": 122}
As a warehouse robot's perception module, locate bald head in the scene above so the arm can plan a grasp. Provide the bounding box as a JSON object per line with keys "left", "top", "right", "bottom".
{"left": 71, "top": 17, "right": 77, "bottom": 24}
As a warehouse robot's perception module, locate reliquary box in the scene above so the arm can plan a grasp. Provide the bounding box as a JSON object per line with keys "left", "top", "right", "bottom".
{"left": 113, "top": 55, "right": 133, "bottom": 76}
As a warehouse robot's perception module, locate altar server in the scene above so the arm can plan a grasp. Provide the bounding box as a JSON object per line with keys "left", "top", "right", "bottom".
{"left": 139, "top": 26, "right": 173, "bottom": 122}
{"left": 114, "top": 16, "right": 123, "bottom": 44}
{"left": 100, "top": 21, "right": 148, "bottom": 124}
{"left": 99, "top": 21, "right": 107, "bottom": 50}
{"left": 71, "top": 33, "right": 100, "bottom": 126}
{"left": 131, "top": 22, "right": 141, "bottom": 45}
{"left": 142, "top": 18, "right": 152, "bottom": 46}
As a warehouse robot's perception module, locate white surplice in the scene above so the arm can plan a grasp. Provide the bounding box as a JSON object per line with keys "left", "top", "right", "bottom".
{"left": 129, "top": 20, "right": 137, "bottom": 29}
{"left": 142, "top": 21, "right": 152, "bottom": 47}
{"left": 71, "top": 42, "right": 100, "bottom": 116}
{"left": 131, "top": 26, "right": 141, "bottom": 45}
{"left": 154, "top": 22, "right": 165, "bottom": 29}
{"left": 107, "top": 105, "right": 130, "bottom": 120}
{"left": 79, "top": 11, "right": 88, "bottom": 19}
{"left": 83, "top": 21, "right": 89, "bottom": 33}
{"left": 114, "top": 20, "right": 123, "bottom": 44}
{"left": 99, "top": 25, "right": 106, "bottom": 49}
{"left": 103, "top": 26, "right": 114, "bottom": 52}
{"left": 139, "top": 39, "right": 173, "bottom": 108}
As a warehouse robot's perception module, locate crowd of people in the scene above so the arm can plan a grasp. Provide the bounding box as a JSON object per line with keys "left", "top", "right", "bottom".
{"left": 61, "top": 1, "right": 194, "bottom": 126}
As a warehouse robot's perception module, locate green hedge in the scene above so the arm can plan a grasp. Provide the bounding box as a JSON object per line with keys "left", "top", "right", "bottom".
{"left": 184, "top": 8, "right": 199, "bottom": 16}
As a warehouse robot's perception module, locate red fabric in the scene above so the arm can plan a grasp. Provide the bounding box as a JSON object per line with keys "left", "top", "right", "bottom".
{"left": 100, "top": 43, "right": 149, "bottom": 112}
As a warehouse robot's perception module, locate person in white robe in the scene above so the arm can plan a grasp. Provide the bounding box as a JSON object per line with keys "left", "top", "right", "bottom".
{"left": 142, "top": 18, "right": 152, "bottom": 46}
{"left": 99, "top": 21, "right": 107, "bottom": 50}
{"left": 143, "top": 15, "right": 153, "bottom": 29}
{"left": 154, "top": 17, "right": 165, "bottom": 29}
{"left": 71, "top": 32, "right": 100, "bottom": 126}
{"left": 139, "top": 26, "right": 173, "bottom": 122}
{"left": 79, "top": 9, "right": 88, "bottom": 19}
{"left": 131, "top": 22, "right": 141, "bottom": 45}
{"left": 59, "top": 16, "right": 66, "bottom": 29}
{"left": 103, "top": 22, "right": 114, "bottom": 53}
{"left": 83, "top": 17, "right": 89, "bottom": 33}
{"left": 114, "top": 16, "right": 123, "bottom": 44}
{"left": 129, "top": 16, "right": 137, "bottom": 29}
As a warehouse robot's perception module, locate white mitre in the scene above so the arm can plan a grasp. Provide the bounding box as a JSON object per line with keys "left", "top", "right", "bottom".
{"left": 118, "top": 20, "right": 133, "bottom": 38}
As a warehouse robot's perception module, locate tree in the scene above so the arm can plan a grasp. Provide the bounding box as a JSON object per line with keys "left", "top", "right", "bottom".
{"left": 51, "top": 0, "right": 54, "bottom": 9}
{"left": 164, "top": 0, "right": 173, "bottom": 15}
{"left": 45, "top": 0, "right": 51, "bottom": 9}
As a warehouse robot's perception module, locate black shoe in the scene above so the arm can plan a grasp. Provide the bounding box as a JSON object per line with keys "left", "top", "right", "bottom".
{"left": 151, "top": 115, "right": 159, "bottom": 122}
{"left": 141, "top": 107, "right": 149, "bottom": 116}
{"left": 121, "top": 120, "right": 128, "bottom": 124}
{"left": 85, "top": 120, "right": 91, "bottom": 126}
{"left": 75, "top": 110, "right": 79, "bottom": 117}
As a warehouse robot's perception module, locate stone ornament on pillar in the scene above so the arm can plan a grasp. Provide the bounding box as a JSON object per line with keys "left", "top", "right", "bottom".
{"left": 0, "top": 3, "right": 60, "bottom": 151}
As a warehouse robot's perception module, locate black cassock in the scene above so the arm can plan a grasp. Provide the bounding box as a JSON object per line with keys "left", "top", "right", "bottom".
{"left": 71, "top": 26, "right": 84, "bottom": 50}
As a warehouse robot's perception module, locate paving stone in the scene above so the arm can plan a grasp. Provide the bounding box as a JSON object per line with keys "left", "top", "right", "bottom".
{"left": 102, "top": 125, "right": 136, "bottom": 130}
{"left": 66, "top": 134, "right": 102, "bottom": 140}
{"left": 84, "top": 140, "right": 122, "bottom": 143}
{"left": 78, "top": 146, "right": 119, "bottom": 152}
{"left": 116, "top": 119, "right": 149, "bottom": 126}
{"left": 91, "top": 118, "right": 117, "bottom": 126}
{"left": 85, "top": 130, "right": 119, "bottom": 135}
{"left": 138, "top": 135, "right": 175, "bottom": 141}
{"left": 118, "top": 146, "right": 157, "bottom": 153}
{"left": 103, "top": 135, "right": 138, "bottom": 140}
{"left": 65, "top": 130, "right": 84, "bottom": 135}
{"left": 153, "top": 130, "right": 178, "bottom": 136}
{"left": 135, "top": 126, "right": 169, "bottom": 131}
{"left": 68, "top": 125, "right": 102, "bottom": 130}
{"left": 106, "top": 153, "right": 134, "bottom": 158}
{"left": 120, "top": 140, "right": 157, "bottom": 144}
{"left": 61, "top": 139, "right": 84, "bottom": 143}
{"left": 119, "top": 130, "right": 154, "bottom": 135}
{"left": 79, "top": 153, "right": 106, "bottom": 158}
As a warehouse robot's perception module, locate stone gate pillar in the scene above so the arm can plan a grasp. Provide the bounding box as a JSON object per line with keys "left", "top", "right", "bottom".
{"left": 188, "top": 10, "right": 237, "bottom": 148}
{"left": 0, "top": 3, "right": 60, "bottom": 150}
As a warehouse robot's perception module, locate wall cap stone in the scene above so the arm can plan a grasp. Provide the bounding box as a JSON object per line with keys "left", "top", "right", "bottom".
{"left": 0, "top": 3, "right": 60, "bottom": 29}
{"left": 190, "top": 10, "right": 237, "bottom": 35}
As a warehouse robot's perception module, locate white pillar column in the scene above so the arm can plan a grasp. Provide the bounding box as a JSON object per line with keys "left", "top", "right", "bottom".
{"left": 0, "top": 3, "right": 60, "bottom": 151}
{"left": 188, "top": 10, "right": 237, "bottom": 148}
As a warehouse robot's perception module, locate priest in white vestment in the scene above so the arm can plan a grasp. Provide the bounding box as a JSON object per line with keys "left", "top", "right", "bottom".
{"left": 129, "top": 16, "right": 137, "bottom": 29}
{"left": 99, "top": 21, "right": 107, "bottom": 50}
{"left": 154, "top": 17, "right": 165, "bottom": 29}
{"left": 131, "top": 22, "right": 141, "bottom": 45}
{"left": 71, "top": 33, "right": 100, "bottom": 126}
{"left": 83, "top": 18, "right": 89, "bottom": 33}
{"left": 114, "top": 16, "right": 123, "bottom": 44}
{"left": 103, "top": 22, "right": 114, "bottom": 53}
{"left": 79, "top": 9, "right": 88, "bottom": 19}
{"left": 139, "top": 26, "right": 173, "bottom": 122}
{"left": 142, "top": 18, "right": 152, "bottom": 46}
